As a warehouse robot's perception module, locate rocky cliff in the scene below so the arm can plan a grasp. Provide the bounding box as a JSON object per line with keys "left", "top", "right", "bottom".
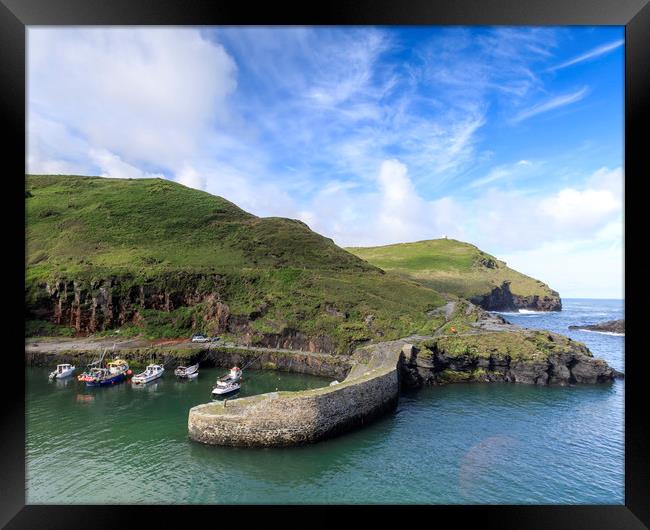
{"left": 26, "top": 273, "right": 341, "bottom": 353}
{"left": 470, "top": 280, "right": 562, "bottom": 312}
{"left": 347, "top": 239, "right": 563, "bottom": 312}
{"left": 399, "top": 333, "right": 619, "bottom": 386}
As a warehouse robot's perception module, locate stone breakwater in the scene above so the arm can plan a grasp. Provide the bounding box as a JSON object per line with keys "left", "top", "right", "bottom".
{"left": 188, "top": 339, "right": 408, "bottom": 447}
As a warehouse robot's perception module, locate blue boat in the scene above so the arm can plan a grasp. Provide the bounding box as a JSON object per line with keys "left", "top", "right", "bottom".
{"left": 84, "top": 359, "right": 132, "bottom": 387}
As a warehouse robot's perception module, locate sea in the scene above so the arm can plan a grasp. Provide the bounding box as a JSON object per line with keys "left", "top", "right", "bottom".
{"left": 25, "top": 298, "right": 624, "bottom": 504}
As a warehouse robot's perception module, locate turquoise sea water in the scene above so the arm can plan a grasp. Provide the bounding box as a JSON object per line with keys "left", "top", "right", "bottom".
{"left": 26, "top": 298, "right": 624, "bottom": 504}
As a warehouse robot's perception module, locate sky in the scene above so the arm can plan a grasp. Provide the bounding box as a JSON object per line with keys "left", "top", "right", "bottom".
{"left": 27, "top": 26, "right": 624, "bottom": 299}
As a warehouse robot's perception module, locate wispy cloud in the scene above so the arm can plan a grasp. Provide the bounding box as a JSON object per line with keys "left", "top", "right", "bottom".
{"left": 547, "top": 39, "right": 624, "bottom": 71}
{"left": 511, "top": 87, "right": 589, "bottom": 124}
{"left": 465, "top": 160, "right": 534, "bottom": 190}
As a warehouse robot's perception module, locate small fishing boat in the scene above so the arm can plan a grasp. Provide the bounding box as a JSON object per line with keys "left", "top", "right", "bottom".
{"left": 211, "top": 366, "right": 243, "bottom": 396}
{"left": 174, "top": 363, "right": 199, "bottom": 379}
{"left": 49, "top": 363, "right": 75, "bottom": 380}
{"left": 132, "top": 364, "right": 165, "bottom": 385}
{"left": 211, "top": 379, "right": 241, "bottom": 396}
{"left": 84, "top": 359, "right": 132, "bottom": 387}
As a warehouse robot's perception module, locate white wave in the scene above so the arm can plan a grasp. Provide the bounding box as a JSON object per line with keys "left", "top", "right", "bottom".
{"left": 578, "top": 329, "right": 624, "bottom": 337}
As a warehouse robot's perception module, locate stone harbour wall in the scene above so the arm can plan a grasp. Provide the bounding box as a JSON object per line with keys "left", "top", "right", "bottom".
{"left": 188, "top": 340, "right": 408, "bottom": 447}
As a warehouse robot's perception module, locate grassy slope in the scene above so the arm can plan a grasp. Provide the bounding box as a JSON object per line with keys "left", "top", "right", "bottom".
{"left": 26, "top": 175, "right": 445, "bottom": 351}
{"left": 346, "top": 238, "right": 557, "bottom": 301}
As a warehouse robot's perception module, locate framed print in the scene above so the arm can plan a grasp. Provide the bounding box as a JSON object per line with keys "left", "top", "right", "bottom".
{"left": 2, "top": 0, "right": 648, "bottom": 527}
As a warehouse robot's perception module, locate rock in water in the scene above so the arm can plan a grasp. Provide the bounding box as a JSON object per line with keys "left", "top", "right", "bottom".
{"left": 569, "top": 319, "right": 624, "bottom": 334}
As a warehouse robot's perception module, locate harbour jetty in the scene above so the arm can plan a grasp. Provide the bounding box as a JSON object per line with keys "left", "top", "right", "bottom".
{"left": 188, "top": 339, "right": 406, "bottom": 447}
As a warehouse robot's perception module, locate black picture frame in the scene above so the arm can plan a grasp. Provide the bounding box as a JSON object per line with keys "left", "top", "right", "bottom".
{"left": 2, "top": 0, "right": 648, "bottom": 527}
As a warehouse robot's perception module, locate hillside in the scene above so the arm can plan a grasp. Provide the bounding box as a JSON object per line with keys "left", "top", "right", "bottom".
{"left": 25, "top": 175, "right": 447, "bottom": 353}
{"left": 346, "top": 238, "right": 561, "bottom": 311}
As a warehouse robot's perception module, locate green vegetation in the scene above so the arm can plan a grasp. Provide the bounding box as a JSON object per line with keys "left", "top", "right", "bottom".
{"left": 419, "top": 330, "right": 589, "bottom": 363}
{"left": 26, "top": 175, "right": 446, "bottom": 352}
{"left": 25, "top": 319, "right": 76, "bottom": 337}
{"left": 347, "top": 238, "right": 558, "bottom": 302}
{"left": 437, "top": 368, "right": 488, "bottom": 384}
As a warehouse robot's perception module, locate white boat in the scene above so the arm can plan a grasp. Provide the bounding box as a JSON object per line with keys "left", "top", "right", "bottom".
{"left": 49, "top": 363, "right": 75, "bottom": 380}
{"left": 219, "top": 366, "right": 242, "bottom": 383}
{"left": 174, "top": 363, "right": 199, "bottom": 379}
{"left": 211, "top": 366, "right": 243, "bottom": 396}
{"left": 211, "top": 379, "right": 241, "bottom": 396}
{"left": 132, "top": 364, "right": 164, "bottom": 385}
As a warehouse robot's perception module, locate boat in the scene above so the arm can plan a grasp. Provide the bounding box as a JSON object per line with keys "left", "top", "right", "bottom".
{"left": 211, "top": 379, "right": 241, "bottom": 396}
{"left": 211, "top": 366, "right": 243, "bottom": 396}
{"left": 49, "top": 363, "right": 75, "bottom": 380}
{"left": 84, "top": 359, "right": 132, "bottom": 387}
{"left": 132, "top": 364, "right": 165, "bottom": 384}
{"left": 77, "top": 347, "right": 110, "bottom": 383}
{"left": 219, "top": 366, "right": 242, "bottom": 383}
{"left": 174, "top": 363, "right": 199, "bottom": 379}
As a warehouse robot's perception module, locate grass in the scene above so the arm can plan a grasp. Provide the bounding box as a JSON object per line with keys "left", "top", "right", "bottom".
{"left": 25, "top": 175, "right": 446, "bottom": 352}
{"left": 347, "top": 238, "right": 558, "bottom": 301}
{"left": 419, "top": 330, "right": 590, "bottom": 363}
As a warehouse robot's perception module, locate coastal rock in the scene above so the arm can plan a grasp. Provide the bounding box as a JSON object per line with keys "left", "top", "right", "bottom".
{"left": 470, "top": 281, "right": 561, "bottom": 312}
{"left": 568, "top": 319, "right": 624, "bottom": 334}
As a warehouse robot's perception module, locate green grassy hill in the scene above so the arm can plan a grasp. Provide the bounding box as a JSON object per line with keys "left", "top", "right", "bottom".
{"left": 346, "top": 239, "right": 561, "bottom": 311}
{"left": 26, "top": 175, "right": 446, "bottom": 352}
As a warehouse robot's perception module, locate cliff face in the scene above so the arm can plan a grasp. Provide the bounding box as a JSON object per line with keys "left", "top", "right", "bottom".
{"left": 470, "top": 281, "right": 562, "bottom": 312}
{"left": 26, "top": 274, "right": 342, "bottom": 353}
{"left": 29, "top": 274, "right": 218, "bottom": 334}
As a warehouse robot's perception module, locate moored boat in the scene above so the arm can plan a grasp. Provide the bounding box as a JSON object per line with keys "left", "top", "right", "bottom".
{"left": 174, "top": 363, "right": 199, "bottom": 379}
{"left": 84, "top": 359, "right": 131, "bottom": 387}
{"left": 211, "top": 366, "right": 243, "bottom": 396}
{"left": 49, "top": 363, "right": 75, "bottom": 380}
{"left": 211, "top": 379, "right": 241, "bottom": 396}
{"left": 132, "top": 364, "right": 165, "bottom": 385}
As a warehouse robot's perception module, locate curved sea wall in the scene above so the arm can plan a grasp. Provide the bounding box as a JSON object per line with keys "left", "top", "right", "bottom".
{"left": 188, "top": 340, "right": 408, "bottom": 447}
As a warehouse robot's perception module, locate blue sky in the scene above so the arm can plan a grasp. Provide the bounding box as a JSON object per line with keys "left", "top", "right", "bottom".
{"left": 27, "top": 26, "right": 624, "bottom": 298}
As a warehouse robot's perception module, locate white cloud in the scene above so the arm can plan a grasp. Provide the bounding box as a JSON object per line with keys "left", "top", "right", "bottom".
{"left": 547, "top": 39, "right": 624, "bottom": 72}
{"left": 540, "top": 188, "right": 621, "bottom": 228}
{"left": 500, "top": 239, "right": 623, "bottom": 299}
{"left": 300, "top": 159, "right": 467, "bottom": 247}
{"left": 466, "top": 159, "right": 537, "bottom": 190}
{"left": 28, "top": 27, "right": 237, "bottom": 174}
{"left": 175, "top": 165, "right": 206, "bottom": 190}
{"left": 89, "top": 148, "right": 165, "bottom": 179}
{"left": 512, "top": 87, "right": 589, "bottom": 123}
